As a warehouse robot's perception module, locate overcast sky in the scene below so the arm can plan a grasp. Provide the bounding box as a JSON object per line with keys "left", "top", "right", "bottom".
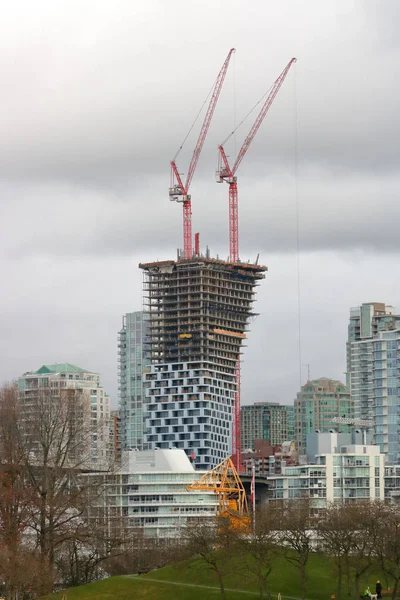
{"left": 1, "top": 0, "right": 399, "bottom": 407}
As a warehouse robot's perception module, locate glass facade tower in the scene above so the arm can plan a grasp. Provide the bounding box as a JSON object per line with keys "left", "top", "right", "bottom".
{"left": 294, "top": 378, "right": 353, "bottom": 456}
{"left": 347, "top": 302, "right": 400, "bottom": 463}
{"left": 118, "top": 312, "right": 150, "bottom": 450}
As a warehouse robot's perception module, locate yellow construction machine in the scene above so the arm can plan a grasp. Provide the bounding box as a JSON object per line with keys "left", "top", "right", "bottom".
{"left": 186, "top": 456, "right": 250, "bottom": 532}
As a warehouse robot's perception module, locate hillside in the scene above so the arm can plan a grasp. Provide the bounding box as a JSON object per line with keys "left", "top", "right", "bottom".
{"left": 43, "top": 551, "right": 388, "bottom": 599}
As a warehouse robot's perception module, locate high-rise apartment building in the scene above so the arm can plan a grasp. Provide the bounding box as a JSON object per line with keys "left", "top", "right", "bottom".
{"left": 294, "top": 378, "right": 353, "bottom": 455}
{"left": 347, "top": 302, "right": 400, "bottom": 463}
{"left": 241, "top": 402, "right": 295, "bottom": 451}
{"left": 140, "top": 256, "right": 266, "bottom": 469}
{"left": 18, "top": 363, "right": 110, "bottom": 468}
{"left": 118, "top": 312, "right": 150, "bottom": 450}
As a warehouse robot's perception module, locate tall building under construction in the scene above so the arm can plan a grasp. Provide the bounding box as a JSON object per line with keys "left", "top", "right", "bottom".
{"left": 140, "top": 256, "right": 266, "bottom": 469}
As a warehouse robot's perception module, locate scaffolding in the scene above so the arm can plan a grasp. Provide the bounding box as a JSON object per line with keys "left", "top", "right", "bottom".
{"left": 139, "top": 256, "right": 267, "bottom": 369}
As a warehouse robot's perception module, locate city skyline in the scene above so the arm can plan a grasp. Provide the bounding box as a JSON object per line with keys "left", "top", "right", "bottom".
{"left": 5, "top": 294, "right": 399, "bottom": 411}
{"left": 1, "top": 2, "right": 400, "bottom": 410}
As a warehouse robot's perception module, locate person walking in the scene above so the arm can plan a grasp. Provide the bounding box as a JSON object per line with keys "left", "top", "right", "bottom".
{"left": 376, "top": 581, "right": 382, "bottom": 599}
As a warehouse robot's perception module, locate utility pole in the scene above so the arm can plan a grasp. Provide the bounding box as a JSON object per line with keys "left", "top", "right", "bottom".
{"left": 252, "top": 461, "right": 256, "bottom": 533}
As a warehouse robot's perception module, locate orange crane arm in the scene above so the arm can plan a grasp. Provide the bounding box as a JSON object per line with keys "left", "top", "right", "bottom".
{"left": 186, "top": 456, "right": 248, "bottom": 516}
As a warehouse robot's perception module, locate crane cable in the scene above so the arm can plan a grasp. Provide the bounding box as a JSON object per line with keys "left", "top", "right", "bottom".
{"left": 172, "top": 70, "right": 218, "bottom": 163}
{"left": 221, "top": 81, "right": 274, "bottom": 147}
{"left": 233, "top": 50, "right": 237, "bottom": 160}
{"left": 293, "top": 61, "right": 302, "bottom": 388}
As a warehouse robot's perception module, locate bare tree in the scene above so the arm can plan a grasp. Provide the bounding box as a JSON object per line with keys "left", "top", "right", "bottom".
{"left": 276, "top": 499, "right": 313, "bottom": 600}
{"left": 317, "top": 503, "right": 356, "bottom": 600}
{"left": 0, "top": 383, "right": 121, "bottom": 596}
{"left": 341, "top": 501, "right": 378, "bottom": 600}
{"left": 373, "top": 503, "right": 400, "bottom": 600}
{"left": 0, "top": 384, "right": 42, "bottom": 599}
{"left": 239, "top": 506, "right": 281, "bottom": 600}
{"left": 0, "top": 546, "right": 44, "bottom": 600}
{"left": 105, "top": 527, "right": 185, "bottom": 577}
{"left": 183, "top": 517, "right": 239, "bottom": 600}
{"left": 19, "top": 387, "right": 109, "bottom": 593}
{"left": 55, "top": 517, "right": 127, "bottom": 587}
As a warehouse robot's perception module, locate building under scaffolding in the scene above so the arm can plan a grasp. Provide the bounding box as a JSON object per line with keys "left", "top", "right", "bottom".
{"left": 140, "top": 256, "right": 267, "bottom": 469}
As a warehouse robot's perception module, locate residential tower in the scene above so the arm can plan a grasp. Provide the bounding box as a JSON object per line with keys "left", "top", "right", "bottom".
{"left": 140, "top": 256, "right": 267, "bottom": 469}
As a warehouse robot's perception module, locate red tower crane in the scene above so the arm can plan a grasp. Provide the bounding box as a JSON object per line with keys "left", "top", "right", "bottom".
{"left": 216, "top": 57, "right": 296, "bottom": 263}
{"left": 170, "top": 48, "right": 235, "bottom": 260}
{"left": 216, "top": 57, "right": 296, "bottom": 471}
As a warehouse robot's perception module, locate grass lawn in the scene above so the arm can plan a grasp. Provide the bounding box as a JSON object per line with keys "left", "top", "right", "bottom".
{"left": 42, "top": 576, "right": 257, "bottom": 599}
{"left": 148, "top": 551, "right": 336, "bottom": 598}
{"left": 42, "top": 552, "right": 391, "bottom": 599}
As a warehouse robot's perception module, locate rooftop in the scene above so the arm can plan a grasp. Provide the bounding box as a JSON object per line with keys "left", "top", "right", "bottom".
{"left": 139, "top": 256, "right": 267, "bottom": 277}
{"left": 120, "top": 449, "right": 196, "bottom": 473}
{"left": 33, "top": 363, "right": 94, "bottom": 375}
{"left": 300, "top": 377, "right": 347, "bottom": 393}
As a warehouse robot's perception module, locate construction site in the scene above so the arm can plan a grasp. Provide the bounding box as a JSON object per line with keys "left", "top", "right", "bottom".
{"left": 140, "top": 257, "right": 266, "bottom": 367}
{"left": 139, "top": 50, "right": 295, "bottom": 472}
{"left": 140, "top": 257, "right": 266, "bottom": 469}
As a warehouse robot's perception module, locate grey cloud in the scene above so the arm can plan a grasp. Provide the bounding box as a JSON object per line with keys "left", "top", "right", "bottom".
{"left": 0, "top": 1, "right": 398, "bottom": 184}
{"left": 2, "top": 170, "right": 400, "bottom": 263}
{"left": 2, "top": 0, "right": 400, "bottom": 409}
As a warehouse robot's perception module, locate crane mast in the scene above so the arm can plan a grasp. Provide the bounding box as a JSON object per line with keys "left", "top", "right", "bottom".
{"left": 170, "top": 48, "right": 235, "bottom": 260}
{"left": 216, "top": 57, "right": 296, "bottom": 472}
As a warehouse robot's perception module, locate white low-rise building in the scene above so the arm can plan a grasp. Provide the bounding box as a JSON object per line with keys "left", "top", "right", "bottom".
{"left": 268, "top": 443, "right": 385, "bottom": 510}
{"left": 384, "top": 465, "right": 400, "bottom": 501}
{"left": 89, "top": 449, "right": 217, "bottom": 538}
